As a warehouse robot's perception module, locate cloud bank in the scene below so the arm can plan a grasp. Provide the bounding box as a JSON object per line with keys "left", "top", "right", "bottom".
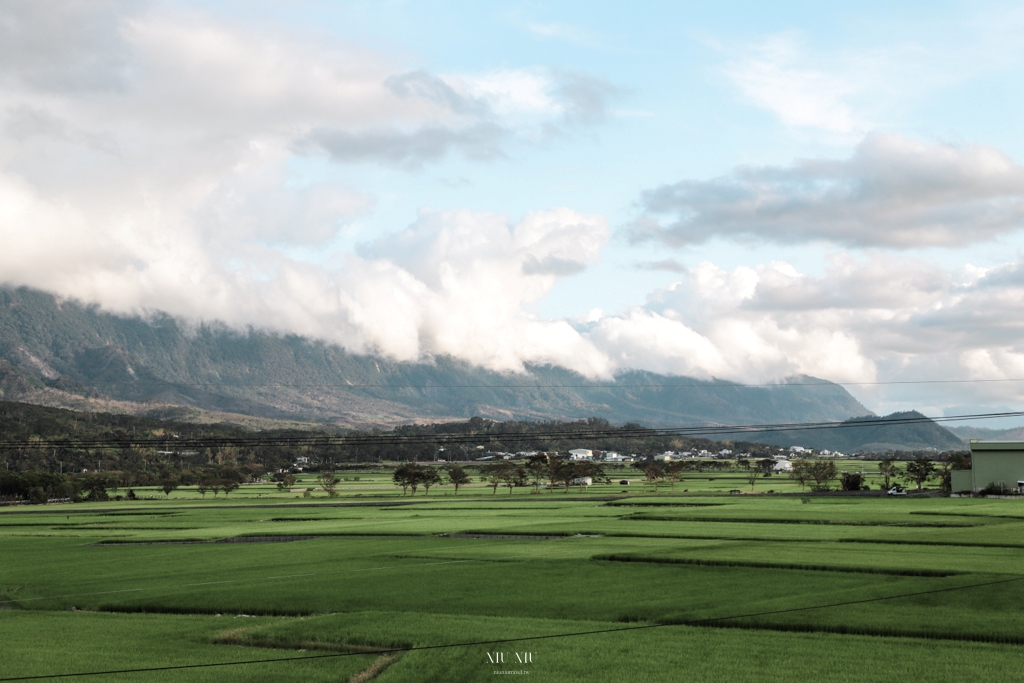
{"left": 633, "top": 133, "right": 1024, "bottom": 248}
{"left": 591, "top": 255, "right": 1024, "bottom": 395}
{"left": 0, "top": 2, "right": 621, "bottom": 377}
{"left": 5, "top": 2, "right": 1024, "bottom": 416}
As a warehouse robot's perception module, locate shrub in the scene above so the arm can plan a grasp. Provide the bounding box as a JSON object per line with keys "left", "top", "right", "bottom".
{"left": 839, "top": 472, "right": 864, "bottom": 491}
{"left": 978, "top": 482, "right": 1017, "bottom": 496}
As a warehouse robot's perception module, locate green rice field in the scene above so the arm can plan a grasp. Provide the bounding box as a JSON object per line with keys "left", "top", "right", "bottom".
{"left": 3, "top": 472, "right": 1024, "bottom": 682}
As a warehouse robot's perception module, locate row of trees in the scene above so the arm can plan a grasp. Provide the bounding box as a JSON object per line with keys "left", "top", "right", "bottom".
{"left": 389, "top": 456, "right": 614, "bottom": 496}
{"left": 783, "top": 456, "right": 952, "bottom": 492}
{"left": 392, "top": 463, "right": 465, "bottom": 496}
{"left": 1, "top": 464, "right": 256, "bottom": 504}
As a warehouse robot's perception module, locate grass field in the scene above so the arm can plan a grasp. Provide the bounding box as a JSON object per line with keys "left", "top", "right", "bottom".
{"left": 3, "top": 473, "right": 1024, "bottom": 682}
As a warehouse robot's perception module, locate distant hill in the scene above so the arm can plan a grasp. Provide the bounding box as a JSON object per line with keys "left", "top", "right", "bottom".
{"left": 947, "top": 425, "right": 1024, "bottom": 442}
{"left": 0, "top": 286, "right": 873, "bottom": 428}
{"left": 739, "top": 411, "right": 966, "bottom": 453}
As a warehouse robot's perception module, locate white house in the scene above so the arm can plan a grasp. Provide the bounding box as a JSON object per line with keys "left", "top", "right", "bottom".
{"left": 571, "top": 477, "right": 593, "bottom": 486}
{"left": 789, "top": 446, "right": 807, "bottom": 454}
{"left": 568, "top": 449, "right": 593, "bottom": 461}
{"left": 603, "top": 452, "right": 630, "bottom": 462}
{"left": 773, "top": 459, "right": 793, "bottom": 473}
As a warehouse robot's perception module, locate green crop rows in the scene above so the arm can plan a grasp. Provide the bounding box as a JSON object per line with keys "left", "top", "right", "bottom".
{"left": 3, "top": 476, "right": 1024, "bottom": 682}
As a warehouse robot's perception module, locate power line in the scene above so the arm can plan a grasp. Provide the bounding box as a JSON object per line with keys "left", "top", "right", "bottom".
{"left": 2, "top": 574, "right": 1020, "bottom": 681}
{"left": 46, "top": 377, "right": 1024, "bottom": 389}
{"left": 0, "top": 409, "right": 1016, "bottom": 451}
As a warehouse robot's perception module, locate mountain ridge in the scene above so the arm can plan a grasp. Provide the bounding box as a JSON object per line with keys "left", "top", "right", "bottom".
{"left": 0, "top": 285, "right": 874, "bottom": 429}
{"left": 733, "top": 410, "right": 966, "bottom": 453}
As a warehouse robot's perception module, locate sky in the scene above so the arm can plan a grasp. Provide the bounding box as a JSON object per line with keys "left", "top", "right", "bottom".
{"left": 3, "top": 0, "right": 1024, "bottom": 422}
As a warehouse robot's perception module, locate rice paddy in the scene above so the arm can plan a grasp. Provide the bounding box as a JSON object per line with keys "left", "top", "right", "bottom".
{"left": 3, "top": 471, "right": 1024, "bottom": 682}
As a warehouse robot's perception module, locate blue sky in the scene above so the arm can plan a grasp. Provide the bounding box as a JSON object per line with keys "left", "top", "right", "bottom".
{"left": 3, "top": 1, "right": 1024, "bottom": 421}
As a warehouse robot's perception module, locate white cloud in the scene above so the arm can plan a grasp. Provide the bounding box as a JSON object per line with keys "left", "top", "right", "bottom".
{"left": 7, "top": 1, "right": 1024, "bottom": 420}
{"left": 576, "top": 253, "right": 1024, "bottom": 411}
{"left": 588, "top": 261, "right": 877, "bottom": 384}
{"left": 634, "top": 133, "right": 1024, "bottom": 248}
{"left": 0, "top": 191, "right": 615, "bottom": 376}
{"left": 723, "top": 34, "right": 867, "bottom": 134}
{"left": 718, "top": 26, "right": 1022, "bottom": 137}
{"left": 0, "top": 2, "right": 624, "bottom": 379}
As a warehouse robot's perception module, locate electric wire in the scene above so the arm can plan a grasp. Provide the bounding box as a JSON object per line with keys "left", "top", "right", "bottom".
{"left": 55, "top": 377, "right": 1024, "bottom": 388}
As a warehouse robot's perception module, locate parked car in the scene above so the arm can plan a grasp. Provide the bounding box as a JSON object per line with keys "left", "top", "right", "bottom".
{"left": 887, "top": 486, "right": 907, "bottom": 496}
{"left": 619, "top": 480, "right": 630, "bottom": 485}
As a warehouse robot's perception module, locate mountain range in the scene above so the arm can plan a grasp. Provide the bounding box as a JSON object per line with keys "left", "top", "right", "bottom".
{"left": 733, "top": 411, "right": 966, "bottom": 453}
{"left": 0, "top": 286, "right": 974, "bottom": 451}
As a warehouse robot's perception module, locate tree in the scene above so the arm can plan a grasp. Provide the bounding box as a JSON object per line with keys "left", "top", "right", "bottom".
{"left": 746, "top": 469, "right": 762, "bottom": 491}
{"left": 160, "top": 474, "right": 179, "bottom": 499}
{"left": 545, "top": 457, "right": 566, "bottom": 492}
{"left": 210, "top": 481, "right": 222, "bottom": 498}
{"left": 572, "top": 461, "right": 605, "bottom": 492}
{"left": 393, "top": 463, "right": 420, "bottom": 496}
{"left": 878, "top": 458, "right": 899, "bottom": 490}
{"left": 937, "top": 463, "right": 953, "bottom": 493}
{"left": 839, "top": 472, "right": 864, "bottom": 491}
{"left": 525, "top": 455, "right": 548, "bottom": 493}
{"left": 275, "top": 473, "right": 297, "bottom": 491}
{"left": 197, "top": 480, "right": 208, "bottom": 498}
{"left": 664, "top": 461, "right": 684, "bottom": 492}
{"left": 317, "top": 471, "right": 340, "bottom": 498}
{"left": 904, "top": 457, "right": 936, "bottom": 491}
{"left": 939, "top": 452, "right": 971, "bottom": 493}
{"left": 80, "top": 475, "right": 109, "bottom": 502}
{"left": 500, "top": 464, "right": 525, "bottom": 494}
{"left": 445, "top": 465, "right": 471, "bottom": 494}
{"left": 789, "top": 460, "right": 811, "bottom": 490}
{"left": 642, "top": 463, "right": 663, "bottom": 493}
{"left": 222, "top": 480, "right": 240, "bottom": 498}
{"left": 756, "top": 458, "right": 775, "bottom": 474}
{"left": 420, "top": 468, "right": 442, "bottom": 495}
{"left": 551, "top": 460, "right": 577, "bottom": 493}
{"left": 481, "top": 462, "right": 511, "bottom": 495}
{"left": 808, "top": 461, "right": 838, "bottom": 491}
{"left": 946, "top": 452, "right": 972, "bottom": 471}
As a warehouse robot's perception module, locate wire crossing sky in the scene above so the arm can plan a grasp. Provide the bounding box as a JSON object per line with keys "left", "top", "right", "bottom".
{"left": 3, "top": 1, "right": 1024, "bottom": 421}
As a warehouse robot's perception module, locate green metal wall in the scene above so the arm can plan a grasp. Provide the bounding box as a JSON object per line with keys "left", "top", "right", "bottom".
{"left": 950, "top": 469, "right": 973, "bottom": 493}
{"left": 969, "top": 443, "right": 1024, "bottom": 491}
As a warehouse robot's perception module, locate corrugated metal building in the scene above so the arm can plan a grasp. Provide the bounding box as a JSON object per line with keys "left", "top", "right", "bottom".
{"left": 954, "top": 441, "right": 1024, "bottom": 493}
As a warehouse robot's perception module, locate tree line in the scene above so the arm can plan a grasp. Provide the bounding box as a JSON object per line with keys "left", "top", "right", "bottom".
{"left": 0, "top": 464, "right": 255, "bottom": 504}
